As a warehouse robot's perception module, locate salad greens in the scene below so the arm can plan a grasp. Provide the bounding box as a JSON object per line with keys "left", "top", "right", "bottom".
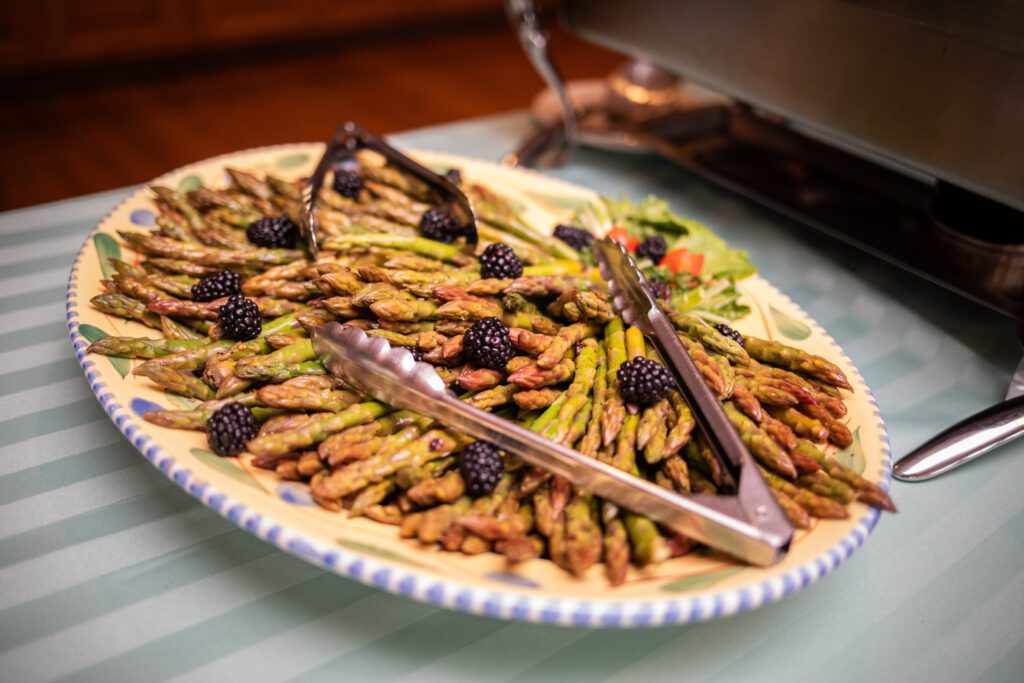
{"left": 577, "top": 195, "right": 756, "bottom": 322}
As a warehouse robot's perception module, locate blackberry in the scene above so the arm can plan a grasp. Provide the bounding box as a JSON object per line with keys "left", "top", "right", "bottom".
{"left": 459, "top": 441, "right": 504, "bottom": 497}
{"left": 191, "top": 270, "right": 241, "bottom": 302}
{"left": 637, "top": 235, "right": 667, "bottom": 264}
{"left": 617, "top": 357, "right": 674, "bottom": 407}
{"left": 444, "top": 167, "right": 462, "bottom": 185}
{"left": 246, "top": 216, "right": 297, "bottom": 249}
{"left": 218, "top": 294, "right": 262, "bottom": 341}
{"left": 714, "top": 323, "right": 744, "bottom": 345}
{"left": 463, "top": 317, "right": 513, "bottom": 370}
{"left": 553, "top": 224, "right": 593, "bottom": 252}
{"left": 206, "top": 402, "right": 259, "bottom": 456}
{"left": 419, "top": 207, "right": 462, "bottom": 244}
{"left": 478, "top": 243, "right": 523, "bottom": 279}
{"left": 645, "top": 277, "right": 671, "bottom": 301}
{"left": 332, "top": 169, "right": 363, "bottom": 200}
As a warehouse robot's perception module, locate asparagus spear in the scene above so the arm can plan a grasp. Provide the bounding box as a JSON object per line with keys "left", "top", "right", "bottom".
{"left": 119, "top": 231, "right": 302, "bottom": 268}
{"left": 508, "top": 327, "right": 553, "bottom": 355}
{"left": 663, "top": 393, "right": 696, "bottom": 458}
{"left": 676, "top": 334, "right": 727, "bottom": 398}
{"left": 536, "top": 322, "right": 599, "bottom": 370}
{"left": 799, "top": 403, "right": 854, "bottom": 447}
{"left": 91, "top": 294, "right": 162, "bottom": 329}
{"left": 663, "top": 308, "right": 750, "bottom": 364}
{"left": 507, "top": 352, "right": 575, "bottom": 389}
{"left": 795, "top": 440, "right": 896, "bottom": 512}
{"left": 743, "top": 337, "right": 852, "bottom": 390}
{"left": 601, "top": 318, "right": 627, "bottom": 446}
{"left": 637, "top": 399, "right": 668, "bottom": 452}
{"left": 247, "top": 402, "right": 391, "bottom": 456}
{"left": 723, "top": 401, "right": 798, "bottom": 479}
{"left": 602, "top": 513, "right": 630, "bottom": 586}
{"left": 406, "top": 470, "right": 466, "bottom": 506}
{"left": 86, "top": 336, "right": 208, "bottom": 359}
{"left": 321, "top": 233, "right": 469, "bottom": 264}
{"left": 577, "top": 341, "right": 608, "bottom": 458}
{"left": 624, "top": 511, "right": 670, "bottom": 567}
{"left": 315, "top": 429, "right": 464, "bottom": 500}
{"left": 734, "top": 376, "right": 799, "bottom": 407}
{"left": 797, "top": 470, "right": 856, "bottom": 504}
{"left": 561, "top": 493, "right": 598, "bottom": 573}
{"left": 256, "top": 376, "right": 361, "bottom": 412}
{"left": 136, "top": 365, "right": 216, "bottom": 400}
{"left": 757, "top": 466, "right": 848, "bottom": 519}
{"left": 512, "top": 388, "right": 562, "bottom": 410}
{"left": 661, "top": 454, "right": 691, "bottom": 492}
{"left": 771, "top": 489, "right": 811, "bottom": 529}
{"left": 319, "top": 416, "right": 401, "bottom": 466}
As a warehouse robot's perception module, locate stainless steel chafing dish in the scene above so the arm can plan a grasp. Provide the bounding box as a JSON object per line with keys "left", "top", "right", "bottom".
{"left": 509, "top": 0, "right": 1024, "bottom": 319}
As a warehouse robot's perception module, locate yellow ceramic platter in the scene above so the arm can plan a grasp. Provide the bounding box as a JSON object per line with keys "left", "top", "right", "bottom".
{"left": 66, "top": 144, "right": 892, "bottom": 627}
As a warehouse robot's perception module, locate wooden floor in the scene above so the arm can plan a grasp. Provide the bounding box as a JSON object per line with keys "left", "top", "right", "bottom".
{"left": 0, "top": 20, "right": 620, "bottom": 211}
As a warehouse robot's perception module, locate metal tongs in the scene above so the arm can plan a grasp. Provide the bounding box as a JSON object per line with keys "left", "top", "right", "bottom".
{"left": 300, "top": 121, "right": 477, "bottom": 255}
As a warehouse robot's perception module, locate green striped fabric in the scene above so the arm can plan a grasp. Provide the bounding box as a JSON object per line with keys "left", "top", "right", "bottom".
{"left": 0, "top": 113, "right": 1021, "bottom": 682}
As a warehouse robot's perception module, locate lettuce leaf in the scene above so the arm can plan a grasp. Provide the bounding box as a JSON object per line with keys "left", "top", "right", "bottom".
{"left": 596, "top": 195, "right": 756, "bottom": 321}
{"left": 600, "top": 195, "right": 755, "bottom": 280}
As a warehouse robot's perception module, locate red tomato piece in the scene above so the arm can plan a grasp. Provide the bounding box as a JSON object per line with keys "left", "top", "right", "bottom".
{"left": 661, "top": 248, "right": 704, "bottom": 276}
{"left": 606, "top": 226, "right": 640, "bottom": 253}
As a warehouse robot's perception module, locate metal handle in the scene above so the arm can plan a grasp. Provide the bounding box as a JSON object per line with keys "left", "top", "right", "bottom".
{"left": 302, "top": 122, "right": 477, "bottom": 256}
{"left": 504, "top": 0, "right": 577, "bottom": 167}
{"left": 893, "top": 394, "right": 1024, "bottom": 481}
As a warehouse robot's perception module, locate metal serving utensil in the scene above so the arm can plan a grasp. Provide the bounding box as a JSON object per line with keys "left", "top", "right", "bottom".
{"left": 894, "top": 325, "right": 1024, "bottom": 481}
{"left": 593, "top": 237, "right": 793, "bottom": 555}
{"left": 504, "top": 0, "right": 578, "bottom": 168}
{"left": 312, "top": 323, "right": 790, "bottom": 566}
{"left": 300, "top": 121, "right": 477, "bottom": 255}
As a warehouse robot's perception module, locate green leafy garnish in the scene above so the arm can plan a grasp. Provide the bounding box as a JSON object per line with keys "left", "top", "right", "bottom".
{"left": 580, "top": 195, "right": 756, "bottom": 322}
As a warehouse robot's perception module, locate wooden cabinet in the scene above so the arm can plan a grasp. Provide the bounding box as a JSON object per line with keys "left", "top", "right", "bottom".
{"left": 0, "top": 0, "right": 503, "bottom": 74}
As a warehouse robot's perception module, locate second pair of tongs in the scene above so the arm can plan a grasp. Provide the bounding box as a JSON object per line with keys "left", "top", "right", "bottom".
{"left": 310, "top": 234, "right": 792, "bottom": 566}
{"left": 300, "top": 121, "right": 478, "bottom": 255}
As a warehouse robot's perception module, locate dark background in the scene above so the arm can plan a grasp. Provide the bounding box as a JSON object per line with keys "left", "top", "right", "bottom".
{"left": 0, "top": 0, "right": 620, "bottom": 211}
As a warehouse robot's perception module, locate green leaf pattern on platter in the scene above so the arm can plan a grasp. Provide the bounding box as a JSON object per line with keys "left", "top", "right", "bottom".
{"left": 78, "top": 323, "right": 130, "bottom": 378}
{"left": 337, "top": 539, "right": 428, "bottom": 569}
{"left": 178, "top": 175, "right": 202, "bottom": 193}
{"left": 189, "top": 447, "right": 260, "bottom": 489}
{"left": 523, "top": 191, "right": 592, "bottom": 213}
{"left": 832, "top": 426, "right": 865, "bottom": 475}
{"left": 769, "top": 304, "right": 812, "bottom": 341}
{"left": 165, "top": 390, "right": 201, "bottom": 410}
{"left": 93, "top": 233, "right": 121, "bottom": 279}
{"left": 276, "top": 153, "right": 310, "bottom": 169}
{"left": 660, "top": 566, "right": 745, "bottom": 593}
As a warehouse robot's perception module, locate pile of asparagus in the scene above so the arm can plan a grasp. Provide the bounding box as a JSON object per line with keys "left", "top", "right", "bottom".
{"left": 87, "top": 151, "right": 894, "bottom": 584}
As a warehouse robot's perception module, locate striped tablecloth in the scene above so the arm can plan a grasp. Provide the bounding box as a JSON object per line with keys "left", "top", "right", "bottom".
{"left": 2, "top": 113, "right": 1021, "bottom": 682}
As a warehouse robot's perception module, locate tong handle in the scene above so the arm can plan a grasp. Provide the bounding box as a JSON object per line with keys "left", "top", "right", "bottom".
{"left": 593, "top": 238, "right": 792, "bottom": 550}
{"left": 301, "top": 122, "right": 477, "bottom": 255}
{"left": 313, "top": 322, "right": 791, "bottom": 566}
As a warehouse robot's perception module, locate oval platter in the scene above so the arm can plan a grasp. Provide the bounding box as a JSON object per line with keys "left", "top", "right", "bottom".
{"left": 66, "top": 143, "right": 892, "bottom": 628}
